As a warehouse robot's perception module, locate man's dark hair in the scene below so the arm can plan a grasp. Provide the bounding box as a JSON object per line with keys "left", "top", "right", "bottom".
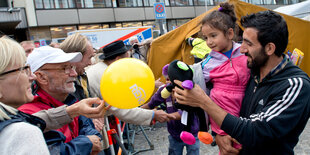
{"left": 241, "top": 10, "right": 288, "bottom": 57}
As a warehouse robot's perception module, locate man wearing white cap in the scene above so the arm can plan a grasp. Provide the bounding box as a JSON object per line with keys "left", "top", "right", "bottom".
{"left": 18, "top": 46, "right": 103, "bottom": 155}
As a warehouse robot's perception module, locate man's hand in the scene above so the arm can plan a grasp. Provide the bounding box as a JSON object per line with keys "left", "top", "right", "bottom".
{"left": 87, "top": 135, "right": 103, "bottom": 155}
{"left": 66, "top": 98, "right": 111, "bottom": 118}
{"left": 216, "top": 134, "right": 241, "bottom": 155}
{"left": 92, "top": 118, "right": 105, "bottom": 131}
{"left": 153, "top": 110, "right": 176, "bottom": 123}
{"left": 173, "top": 80, "right": 210, "bottom": 108}
{"left": 155, "top": 78, "right": 164, "bottom": 88}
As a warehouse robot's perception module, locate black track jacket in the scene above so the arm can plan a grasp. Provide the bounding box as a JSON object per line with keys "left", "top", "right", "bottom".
{"left": 221, "top": 60, "right": 310, "bottom": 155}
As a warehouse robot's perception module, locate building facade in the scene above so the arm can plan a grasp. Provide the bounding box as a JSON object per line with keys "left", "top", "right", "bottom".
{"left": 0, "top": 0, "right": 306, "bottom": 43}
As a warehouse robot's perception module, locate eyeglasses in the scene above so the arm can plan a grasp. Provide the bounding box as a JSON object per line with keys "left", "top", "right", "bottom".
{"left": 40, "top": 65, "right": 76, "bottom": 74}
{"left": 0, "top": 65, "right": 31, "bottom": 76}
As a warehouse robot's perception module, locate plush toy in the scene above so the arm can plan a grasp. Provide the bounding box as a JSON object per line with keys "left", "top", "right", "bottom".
{"left": 161, "top": 60, "right": 213, "bottom": 145}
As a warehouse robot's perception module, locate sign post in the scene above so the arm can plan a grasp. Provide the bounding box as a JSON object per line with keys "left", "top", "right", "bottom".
{"left": 154, "top": 2, "right": 166, "bottom": 19}
{"left": 154, "top": 2, "right": 167, "bottom": 35}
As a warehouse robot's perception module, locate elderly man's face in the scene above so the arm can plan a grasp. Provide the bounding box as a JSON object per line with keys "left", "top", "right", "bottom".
{"left": 39, "top": 62, "right": 77, "bottom": 94}
{"left": 73, "top": 41, "right": 95, "bottom": 75}
{"left": 240, "top": 28, "right": 269, "bottom": 70}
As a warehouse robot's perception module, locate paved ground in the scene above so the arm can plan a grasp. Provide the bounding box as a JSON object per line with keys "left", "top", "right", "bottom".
{"left": 127, "top": 120, "right": 310, "bottom": 155}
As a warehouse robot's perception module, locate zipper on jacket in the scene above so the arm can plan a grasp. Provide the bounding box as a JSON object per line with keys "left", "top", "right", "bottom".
{"left": 253, "top": 86, "right": 257, "bottom": 93}
{"left": 229, "top": 58, "right": 232, "bottom": 67}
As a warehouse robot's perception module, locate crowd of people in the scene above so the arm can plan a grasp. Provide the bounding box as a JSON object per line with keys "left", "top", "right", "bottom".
{"left": 0, "top": 2, "right": 309, "bottom": 155}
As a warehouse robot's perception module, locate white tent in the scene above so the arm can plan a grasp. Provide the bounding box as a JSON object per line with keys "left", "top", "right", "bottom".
{"left": 274, "top": 0, "right": 310, "bottom": 18}
{"left": 303, "top": 14, "right": 310, "bottom": 21}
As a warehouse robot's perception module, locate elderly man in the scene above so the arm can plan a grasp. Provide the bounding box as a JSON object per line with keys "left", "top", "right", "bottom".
{"left": 174, "top": 11, "right": 310, "bottom": 155}
{"left": 18, "top": 46, "right": 102, "bottom": 155}
{"left": 20, "top": 40, "right": 35, "bottom": 57}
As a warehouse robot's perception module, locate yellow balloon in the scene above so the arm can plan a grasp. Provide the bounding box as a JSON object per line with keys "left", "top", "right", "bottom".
{"left": 100, "top": 58, "right": 155, "bottom": 109}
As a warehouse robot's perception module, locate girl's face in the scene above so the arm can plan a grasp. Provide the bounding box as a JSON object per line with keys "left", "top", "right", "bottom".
{"left": 201, "top": 24, "right": 234, "bottom": 53}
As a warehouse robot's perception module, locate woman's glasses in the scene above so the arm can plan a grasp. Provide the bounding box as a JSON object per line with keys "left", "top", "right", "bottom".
{"left": 0, "top": 65, "right": 31, "bottom": 76}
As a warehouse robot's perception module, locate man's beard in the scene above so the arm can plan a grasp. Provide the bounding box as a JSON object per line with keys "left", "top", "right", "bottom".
{"left": 245, "top": 48, "right": 269, "bottom": 74}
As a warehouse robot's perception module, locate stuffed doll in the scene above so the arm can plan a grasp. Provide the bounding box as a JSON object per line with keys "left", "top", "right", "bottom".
{"left": 161, "top": 60, "right": 213, "bottom": 145}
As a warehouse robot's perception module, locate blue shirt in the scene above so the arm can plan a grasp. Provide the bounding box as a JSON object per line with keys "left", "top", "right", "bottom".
{"left": 223, "top": 48, "right": 233, "bottom": 58}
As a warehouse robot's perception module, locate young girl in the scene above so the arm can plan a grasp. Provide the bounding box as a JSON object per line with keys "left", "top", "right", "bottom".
{"left": 200, "top": 2, "right": 250, "bottom": 149}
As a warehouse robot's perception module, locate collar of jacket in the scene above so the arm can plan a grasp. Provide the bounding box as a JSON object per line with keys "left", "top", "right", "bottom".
{"left": 254, "top": 54, "right": 289, "bottom": 84}
{"left": 34, "top": 87, "right": 77, "bottom": 108}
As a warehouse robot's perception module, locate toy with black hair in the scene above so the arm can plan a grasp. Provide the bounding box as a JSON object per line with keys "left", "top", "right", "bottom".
{"left": 161, "top": 60, "right": 213, "bottom": 145}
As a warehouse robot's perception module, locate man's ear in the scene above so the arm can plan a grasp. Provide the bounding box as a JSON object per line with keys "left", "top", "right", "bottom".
{"left": 265, "top": 42, "right": 276, "bottom": 56}
{"left": 34, "top": 71, "right": 49, "bottom": 85}
{"left": 227, "top": 28, "right": 234, "bottom": 40}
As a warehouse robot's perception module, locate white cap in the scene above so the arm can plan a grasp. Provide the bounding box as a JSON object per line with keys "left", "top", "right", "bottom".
{"left": 27, "top": 46, "right": 83, "bottom": 72}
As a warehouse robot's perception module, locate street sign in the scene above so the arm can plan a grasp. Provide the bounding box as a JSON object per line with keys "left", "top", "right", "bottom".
{"left": 154, "top": 2, "right": 166, "bottom": 19}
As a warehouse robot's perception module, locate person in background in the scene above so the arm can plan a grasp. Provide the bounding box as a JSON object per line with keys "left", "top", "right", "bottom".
{"left": 20, "top": 40, "right": 35, "bottom": 57}
{"left": 0, "top": 36, "right": 109, "bottom": 154}
{"left": 18, "top": 46, "right": 103, "bottom": 155}
{"left": 49, "top": 42, "right": 60, "bottom": 48}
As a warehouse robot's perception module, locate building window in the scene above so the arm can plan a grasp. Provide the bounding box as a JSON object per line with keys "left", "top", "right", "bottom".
{"left": 115, "top": 0, "right": 143, "bottom": 7}
{"left": 29, "top": 27, "right": 52, "bottom": 41}
{"left": 122, "top": 21, "right": 142, "bottom": 27}
{"left": 167, "top": 18, "right": 191, "bottom": 31}
{"left": 0, "top": 0, "right": 8, "bottom": 7}
{"left": 35, "top": 0, "right": 76, "bottom": 9}
{"left": 143, "top": 0, "right": 170, "bottom": 6}
{"left": 43, "top": 0, "right": 55, "bottom": 9}
{"left": 79, "top": 24, "right": 102, "bottom": 30}
{"left": 170, "top": 0, "right": 193, "bottom": 6}
{"left": 50, "top": 26, "right": 77, "bottom": 39}
{"left": 193, "top": 0, "right": 214, "bottom": 5}
{"left": 79, "top": 0, "right": 113, "bottom": 8}
{"left": 143, "top": 21, "right": 157, "bottom": 29}
{"left": 102, "top": 24, "right": 110, "bottom": 28}
{"left": 35, "top": 0, "right": 44, "bottom": 9}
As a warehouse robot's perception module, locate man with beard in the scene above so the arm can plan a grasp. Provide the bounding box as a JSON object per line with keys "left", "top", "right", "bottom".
{"left": 18, "top": 46, "right": 103, "bottom": 155}
{"left": 173, "top": 10, "right": 310, "bottom": 154}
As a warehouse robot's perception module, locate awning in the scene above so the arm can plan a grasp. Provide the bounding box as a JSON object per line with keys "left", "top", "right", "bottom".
{"left": 0, "top": 20, "right": 21, "bottom": 34}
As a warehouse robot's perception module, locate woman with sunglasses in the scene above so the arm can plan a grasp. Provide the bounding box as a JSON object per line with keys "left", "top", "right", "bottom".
{"left": 0, "top": 36, "right": 108, "bottom": 154}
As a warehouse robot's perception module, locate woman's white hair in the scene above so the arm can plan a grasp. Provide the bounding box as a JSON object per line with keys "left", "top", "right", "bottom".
{"left": 0, "top": 36, "right": 27, "bottom": 74}
{"left": 0, "top": 102, "right": 18, "bottom": 121}
{"left": 0, "top": 37, "right": 25, "bottom": 120}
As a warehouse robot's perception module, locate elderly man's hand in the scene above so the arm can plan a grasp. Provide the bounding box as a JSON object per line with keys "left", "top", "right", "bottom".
{"left": 153, "top": 110, "right": 176, "bottom": 123}
{"left": 216, "top": 134, "right": 241, "bottom": 155}
{"left": 67, "top": 98, "right": 111, "bottom": 118}
{"left": 173, "top": 80, "right": 210, "bottom": 108}
{"left": 87, "top": 135, "right": 103, "bottom": 155}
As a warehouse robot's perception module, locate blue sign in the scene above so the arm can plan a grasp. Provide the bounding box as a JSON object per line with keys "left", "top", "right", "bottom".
{"left": 39, "top": 39, "right": 47, "bottom": 46}
{"left": 154, "top": 2, "right": 166, "bottom": 19}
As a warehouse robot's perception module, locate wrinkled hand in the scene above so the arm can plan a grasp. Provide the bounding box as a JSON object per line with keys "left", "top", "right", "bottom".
{"left": 216, "top": 134, "right": 241, "bottom": 155}
{"left": 153, "top": 110, "right": 176, "bottom": 123}
{"left": 173, "top": 80, "right": 210, "bottom": 108}
{"left": 87, "top": 135, "right": 103, "bottom": 155}
{"left": 155, "top": 78, "right": 164, "bottom": 88}
{"left": 67, "top": 98, "right": 111, "bottom": 118}
{"left": 93, "top": 118, "right": 105, "bottom": 131}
